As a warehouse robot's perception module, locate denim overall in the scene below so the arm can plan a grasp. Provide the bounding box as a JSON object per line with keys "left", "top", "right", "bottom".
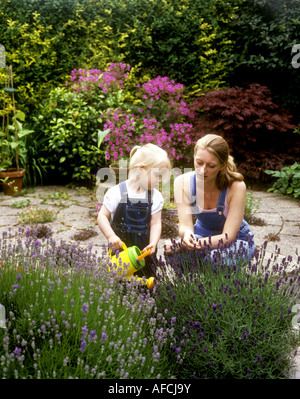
{"left": 190, "top": 172, "right": 255, "bottom": 263}
{"left": 191, "top": 172, "right": 253, "bottom": 241}
{"left": 110, "top": 181, "right": 155, "bottom": 278}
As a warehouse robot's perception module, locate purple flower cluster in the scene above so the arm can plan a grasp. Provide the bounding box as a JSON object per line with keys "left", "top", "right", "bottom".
{"left": 68, "top": 62, "right": 130, "bottom": 93}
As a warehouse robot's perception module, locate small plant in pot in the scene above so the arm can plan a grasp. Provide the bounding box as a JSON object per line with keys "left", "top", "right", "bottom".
{"left": 0, "top": 66, "right": 33, "bottom": 195}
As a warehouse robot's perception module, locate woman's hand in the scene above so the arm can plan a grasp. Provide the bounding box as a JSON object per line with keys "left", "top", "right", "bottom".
{"left": 182, "top": 230, "right": 200, "bottom": 250}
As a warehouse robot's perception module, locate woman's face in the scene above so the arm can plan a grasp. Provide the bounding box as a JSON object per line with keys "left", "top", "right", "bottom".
{"left": 194, "top": 148, "right": 224, "bottom": 183}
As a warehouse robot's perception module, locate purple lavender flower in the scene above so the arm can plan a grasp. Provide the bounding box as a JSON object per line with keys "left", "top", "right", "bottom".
{"left": 80, "top": 340, "right": 86, "bottom": 352}
{"left": 100, "top": 332, "right": 108, "bottom": 342}
{"left": 81, "top": 302, "right": 89, "bottom": 313}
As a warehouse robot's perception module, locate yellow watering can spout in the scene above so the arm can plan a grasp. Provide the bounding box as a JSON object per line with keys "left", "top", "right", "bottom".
{"left": 107, "top": 242, "right": 154, "bottom": 289}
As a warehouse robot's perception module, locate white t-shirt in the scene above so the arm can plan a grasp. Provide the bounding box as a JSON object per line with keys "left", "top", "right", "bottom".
{"left": 103, "top": 180, "right": 164, "bottom": 221}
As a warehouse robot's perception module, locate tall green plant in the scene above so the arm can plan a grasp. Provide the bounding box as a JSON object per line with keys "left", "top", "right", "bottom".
{"left": 265, "top": 163, "right": 300, "bottom": 199}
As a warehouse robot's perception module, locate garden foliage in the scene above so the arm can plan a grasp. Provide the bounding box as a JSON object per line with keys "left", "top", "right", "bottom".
{"left": 228, "top": 0, "right": 300, "bottom": 119}
{"left": 265, "top": 163, "right": 300, "bottom": 199}
{"left": 33, "top": 62, "right": 198, "bottom": 182}
{"left": 0, "top": 0, "right": 242, "bottom": 115}
{"left": 0, "top": 0, "right": 299, "bottom": 185}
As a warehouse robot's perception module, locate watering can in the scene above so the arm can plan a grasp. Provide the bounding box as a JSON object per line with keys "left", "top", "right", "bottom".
{"left": 108, "top": 242, "right": 154, "bottom": 290}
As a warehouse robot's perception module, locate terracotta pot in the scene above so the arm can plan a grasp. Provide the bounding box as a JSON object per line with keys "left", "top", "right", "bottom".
{"left": 109, "top": 165, "right": 129, "bottom": 184}
{"left": 0, "top": 168, "right": 25, "bottom": 195}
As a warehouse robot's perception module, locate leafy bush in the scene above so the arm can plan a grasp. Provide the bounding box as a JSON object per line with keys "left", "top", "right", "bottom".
{"left": 89, "top": 0, "right": 240, "bottom": 92}
{"left": 156, "top": 242, "right": 300, "bottom": 379}
{"left": 228, "top": 0, "right": 300, "bottom": 120}
{"left": 189, "top": 83, "right": 297, "bottom": 179}
{"left": 0, "top": 11, "right": 64, "bottom": 115}
{"left": 33, "top": 63, "right": 133, "bottom": 182}
{"left": 265, "top": 163, "right": 300, "bottom": 198}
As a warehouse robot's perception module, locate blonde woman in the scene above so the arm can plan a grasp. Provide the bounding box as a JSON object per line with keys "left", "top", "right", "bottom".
{"left": 172, "top": 134, "right": 255, "bottom": 260}
{"left": 98, "top": 143, "right": 171, "bottom": 277}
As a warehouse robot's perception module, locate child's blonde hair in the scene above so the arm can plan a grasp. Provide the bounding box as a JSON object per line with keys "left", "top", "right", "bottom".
{"left": 129, "top": 143, "right": 171, "bottom": 180}
{"left": 194, "top": 134, "right": 244, "bottom": 190}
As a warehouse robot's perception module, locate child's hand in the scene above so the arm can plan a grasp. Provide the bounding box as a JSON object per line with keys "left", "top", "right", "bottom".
{"left": 142, "top": 242, "right": 156, "bottom": 256}
{"left": 108, "top": 234, "right": 123, "bottom": 251}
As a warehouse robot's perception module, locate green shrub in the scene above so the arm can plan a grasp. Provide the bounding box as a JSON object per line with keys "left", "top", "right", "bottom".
{"left": 33, "top": 63, "right": 134, "bottom": 183}
{"left": 244, "top": 190, "right": 261, "bottom": 220}
{"left": 0, "top": 0, "right": 243, "bottom": 118}
{"left": 1, "top": 11, "right": 64, "bottom": 115}
{"left": 86, "top": 0, "right": 240, "bottom": 92}
{"left": 265, "top": 163, "right": 300, "bottom": 198}
{"left": 34, "top": 87, "right": 104, "bottom": 182}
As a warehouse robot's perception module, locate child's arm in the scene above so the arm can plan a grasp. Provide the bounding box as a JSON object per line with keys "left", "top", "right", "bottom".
{"left": 142, "top": 210, "right": 162, "bottom": 255}
{"left": 97, "top": 205, "right": 123, "bottom": 250}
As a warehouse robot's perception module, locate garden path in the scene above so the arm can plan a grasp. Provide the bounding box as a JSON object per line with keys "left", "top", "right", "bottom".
{"left": 0, "top": 184, "right": 299, "bottom": 378}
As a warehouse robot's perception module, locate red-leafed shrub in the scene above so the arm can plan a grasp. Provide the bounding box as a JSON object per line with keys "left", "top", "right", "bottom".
{"left": 189, "top": 84, "right": 297, "bottom": 180}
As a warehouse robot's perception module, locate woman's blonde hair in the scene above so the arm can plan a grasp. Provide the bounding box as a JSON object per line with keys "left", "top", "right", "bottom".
{"left": 194, "top": 134, "right": 243, "bottom": 189}
{"left": 129, "top": 143, "right": 171, "bottom": 180}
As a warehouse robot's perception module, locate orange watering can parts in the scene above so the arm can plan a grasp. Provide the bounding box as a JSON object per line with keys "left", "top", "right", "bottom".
{"left": 107, "top": 242, "right": 154, "bottom": 289}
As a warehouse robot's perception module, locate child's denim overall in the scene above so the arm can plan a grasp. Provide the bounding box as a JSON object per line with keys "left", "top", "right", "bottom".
{"left": 110, "top": 181, "right": 155, "bottom": 277}
{"left": 190, "top": 172, "right": 255, "bottom": 263}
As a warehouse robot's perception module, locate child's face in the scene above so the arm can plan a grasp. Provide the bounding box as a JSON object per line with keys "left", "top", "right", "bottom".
{"left": 140, "top": 162, "right": 169, "bottom": 190}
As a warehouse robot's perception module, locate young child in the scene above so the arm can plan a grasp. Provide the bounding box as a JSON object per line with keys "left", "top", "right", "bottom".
{"left": 97, "top": 143, "right": 171, "bottom": 277}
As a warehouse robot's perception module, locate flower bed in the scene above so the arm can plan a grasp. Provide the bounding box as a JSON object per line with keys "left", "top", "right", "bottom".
{"left": 0, "top": 228, "right": 175, "bottom": 379}
{"left": 0, "top": 229, "right": 299, "bottom": 379}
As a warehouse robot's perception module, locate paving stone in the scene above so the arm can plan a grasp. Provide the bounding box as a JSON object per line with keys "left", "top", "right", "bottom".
{"left": 253, "top": 212, "right": 282, "bottom": 226}
{"left": 280, "top": 221, "right": 300, "bottom": 236}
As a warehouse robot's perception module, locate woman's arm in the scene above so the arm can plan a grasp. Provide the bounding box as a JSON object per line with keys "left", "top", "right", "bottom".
{"left": 174, "top": 174, "right": 198, "bottom": 249}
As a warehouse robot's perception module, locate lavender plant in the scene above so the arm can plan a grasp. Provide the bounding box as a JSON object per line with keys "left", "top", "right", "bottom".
{"left": 156, "top": 240, "right": 300, "bottom": 379}
{"left": 0, "top": 228, "right": 175, "bottom": 379}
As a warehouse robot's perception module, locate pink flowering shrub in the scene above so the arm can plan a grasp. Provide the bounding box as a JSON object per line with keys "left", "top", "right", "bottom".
{"left": 67, "top": 62, "right": 130, "bottom": 95}
{"left": 102, "top": 73, "right": 196, "bottom": 167}
{"left": 41, "top": 62, "right": 197, "bottom": 183}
